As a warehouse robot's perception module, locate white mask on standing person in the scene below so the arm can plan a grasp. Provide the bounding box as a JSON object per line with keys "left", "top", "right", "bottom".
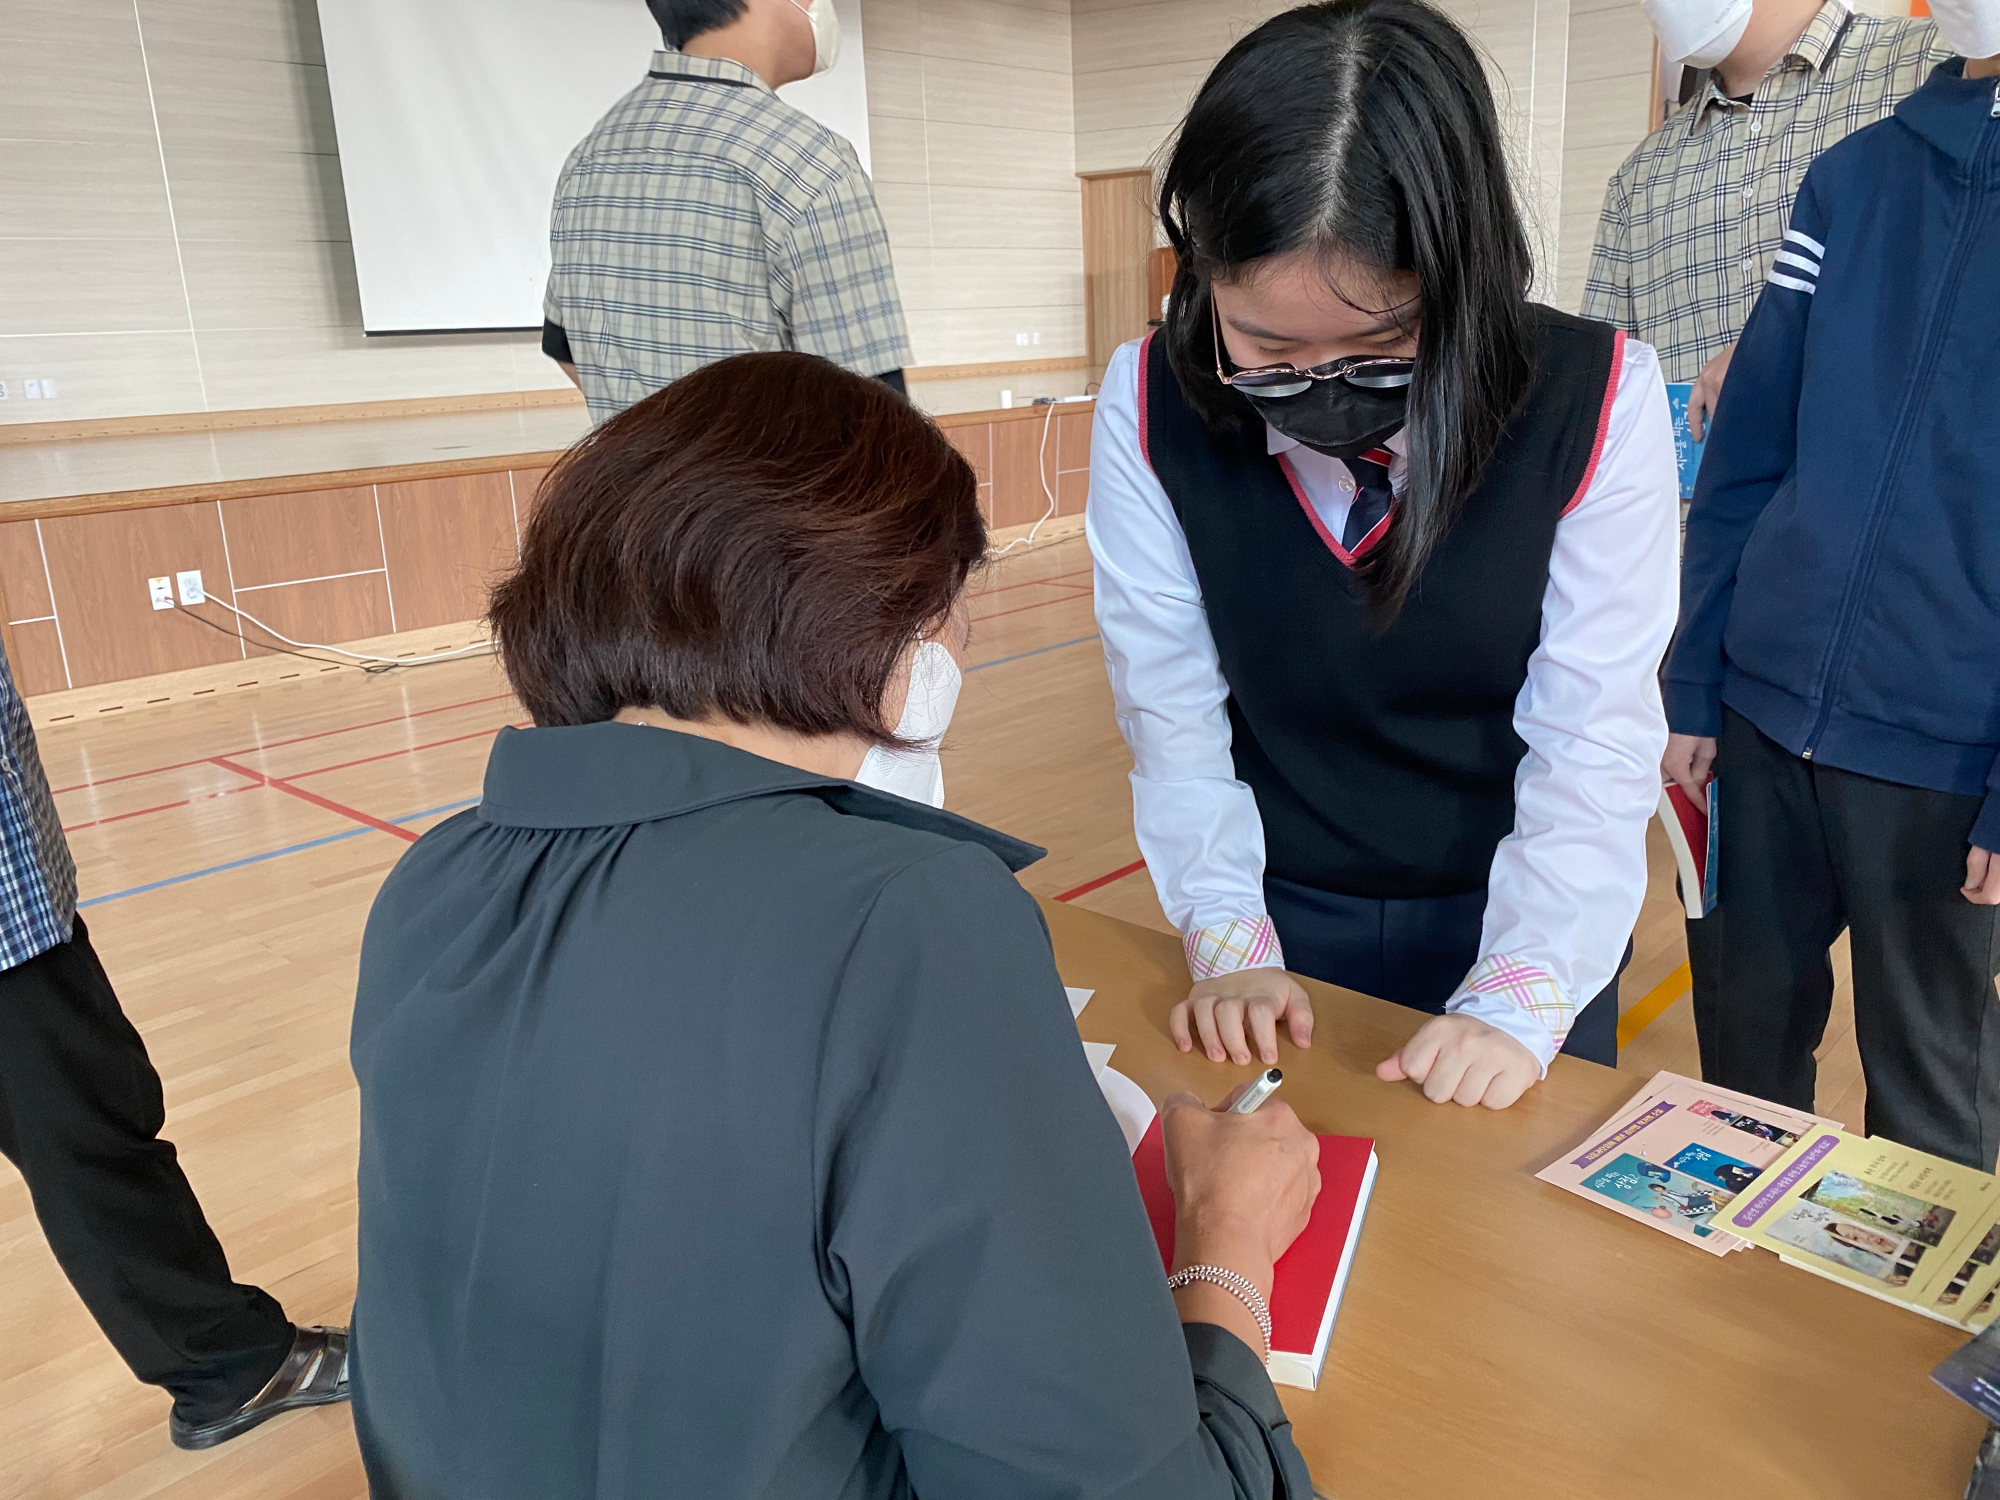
{"left": 788, "top": 0, "right": 841, "bottom": 77}
{"left": 1928, "top": 0, "right": 2000, "bottom": 60}
{"left": 1640, "top": 0, "right": 1752, "bottom": 67}
{"left": 855, "top": 641, "right": 961, "bottom": 808}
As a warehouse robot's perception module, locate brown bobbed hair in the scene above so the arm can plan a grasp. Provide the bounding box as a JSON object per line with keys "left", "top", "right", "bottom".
{"left": 490, "top": 352, "right": 985, "bottom": 740}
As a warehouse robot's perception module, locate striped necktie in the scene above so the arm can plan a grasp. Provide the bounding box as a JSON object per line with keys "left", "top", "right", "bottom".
{"left": 1340, "top": 447, "right": 1397, "bottom": 552}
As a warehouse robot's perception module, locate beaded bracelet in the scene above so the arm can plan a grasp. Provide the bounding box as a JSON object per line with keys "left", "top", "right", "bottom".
{"left": 1166, "top": 1263, "right": 1272, "bottom": 1359}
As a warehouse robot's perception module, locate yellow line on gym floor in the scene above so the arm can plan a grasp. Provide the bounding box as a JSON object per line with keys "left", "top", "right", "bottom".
{"left": 1617, "top": 961, "right": 1693, "bottom": 1048}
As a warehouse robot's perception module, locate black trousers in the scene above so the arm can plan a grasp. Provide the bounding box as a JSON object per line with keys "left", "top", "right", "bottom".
{"left": 0, "top": 917, "right": 293, "bottom": 1423}
{"left": 1702, "top": 708, "right": 2000, "bottom": 1169}
{"left": 1264, "top": 876, "right": 1623, "bottom": 1066}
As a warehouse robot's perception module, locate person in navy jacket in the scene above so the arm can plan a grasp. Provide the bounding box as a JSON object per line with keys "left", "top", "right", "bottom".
{"left": 1662, "top": 36, "right": 2000, "bottom": 1170}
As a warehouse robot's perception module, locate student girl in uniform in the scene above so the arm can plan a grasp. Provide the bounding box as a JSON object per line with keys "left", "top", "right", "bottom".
{"left": 1088, "top": 0, "right": 1681, "bottom": 1109}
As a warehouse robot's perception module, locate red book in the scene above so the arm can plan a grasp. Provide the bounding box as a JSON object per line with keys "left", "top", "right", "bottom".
{"left": 1657, "top": 782, "right": 1718, "bottom": 920}
{"left": 1132, "top": 1119, "right": 1377, "bottom": 1389}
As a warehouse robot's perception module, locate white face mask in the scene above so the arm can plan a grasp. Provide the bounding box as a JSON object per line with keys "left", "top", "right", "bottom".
{"left": 788, "top": 0, "right": 841, "bottom": 77}
{"left": 854, "top": 640, "right": 961, "bottom": 808}
{"left": 1930, "top": 0, "right": 2000, "bottom": 59}
{"left": 1640, "top": 0, "right": 1752, "bottom": 68}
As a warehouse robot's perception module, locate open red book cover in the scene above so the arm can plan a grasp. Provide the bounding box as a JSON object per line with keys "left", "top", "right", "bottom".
{"left": 1132, "top": 1118, "right": 1376, "bottom": 1390}
{"left": 1657, "top": 782, "right": 1718, "bottom": 920}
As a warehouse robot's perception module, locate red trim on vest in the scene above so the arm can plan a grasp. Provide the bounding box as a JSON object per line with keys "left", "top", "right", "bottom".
{"left": 1560, "top": 328, "right": 1625, "bottom": 519}
{"left": 1135, "top": 330, "right": 1157, "bottom": 472}
{"left": 1276, "top": 453, "right": 1390, "bottom": 569}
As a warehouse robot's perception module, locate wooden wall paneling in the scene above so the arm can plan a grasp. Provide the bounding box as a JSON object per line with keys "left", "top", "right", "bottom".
{"left": 235, "top": 573, "right": 395, "bottom": 660}
{"left": 374, "top": 472, "right": 520, "bottom": 633}
{"left": 5, "top": 619, "right": 69, "bottom": 698}
{"left": 508, "top": 467, "right": 553, "bottom": 539}
{"left": 944, "top": 422, "right": 996, "bottom": 523}
{"left": 217, "top": 485, "right": 385, "bottom": 588}
{"left": 37, "top": 504, "right": 242, "bottom": 689}
{"left": 990, "top": 417, "right": 1053, "bottom": 530}
{"left": 1081, "top": 171, "right": 1157, "bottom": 381}
{"left": 0, "top": 519, "right": 66, "bottom": 694}
{"left": 0, "top": 520, "right": 54, "bottom": 621}
{"left": 1054, "top": 410, "right": 1092, "bottom": 517}
{"left": 1147, "top": 246, "right": 1177, "bottom": 322}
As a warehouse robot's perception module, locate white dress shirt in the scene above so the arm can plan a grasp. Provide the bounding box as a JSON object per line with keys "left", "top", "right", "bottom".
{"left": 1086, "top": 334, "right": 1679, "bottom": 1070}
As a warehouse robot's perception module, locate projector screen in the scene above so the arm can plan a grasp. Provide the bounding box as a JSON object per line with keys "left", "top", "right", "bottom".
{"left": 317, "top": 0, "right": 873, "bottom": 333}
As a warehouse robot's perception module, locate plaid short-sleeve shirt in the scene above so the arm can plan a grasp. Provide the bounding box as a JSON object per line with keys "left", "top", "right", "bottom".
{"left": 0, "top": 643, "right": 75, "bottom": 972}
{"left": 545, "top": 50, "right": 912, "bottom": 421}
{"left": 1581, "top": 4, "right": 1945, "bottom": 382}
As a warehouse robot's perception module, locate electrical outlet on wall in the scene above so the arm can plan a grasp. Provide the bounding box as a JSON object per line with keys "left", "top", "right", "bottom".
{"left": 1015, "top": 332, "right": 1029, "bottom": 346}
{"left": 148, "top": 577, "right": 174, "bottom": 611}
{"left": 176, "top": 570, "right": 205, "bottom": 605}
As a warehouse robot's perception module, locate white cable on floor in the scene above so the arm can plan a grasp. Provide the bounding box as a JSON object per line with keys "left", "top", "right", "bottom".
{"left": 989, "top": 399, "right": 1064, "bottom": 559}
{"left": 196, "top": 593, "right": 497, "bottom": 667}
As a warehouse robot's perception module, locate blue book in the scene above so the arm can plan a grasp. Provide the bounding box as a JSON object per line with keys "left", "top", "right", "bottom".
{"left": 1665, "top": 383, "right": 1707, "bottom": 501}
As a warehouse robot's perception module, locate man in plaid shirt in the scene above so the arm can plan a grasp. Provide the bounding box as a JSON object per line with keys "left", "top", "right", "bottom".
{"left": 1583, "top": 0, "right": 1944, "bottom": 424}
{"left": 0, "top": 644, "right": 348, "bottom": 1449}
{"left": 1581, "top": 0, "right": 1942, "bottom": 1084}
{"left": 542, "top": 0, "right": 912, "bottom": 421}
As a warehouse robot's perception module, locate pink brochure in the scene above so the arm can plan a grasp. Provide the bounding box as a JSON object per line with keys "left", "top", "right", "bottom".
{"left": 1537, "top": 1072, "right": 1838, "bottom": 1256}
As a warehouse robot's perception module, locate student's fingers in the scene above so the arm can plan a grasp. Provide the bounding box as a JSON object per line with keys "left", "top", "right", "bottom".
{"left": 1481, "top": 1065, "right": 1534, "bottom": 1111}
{"left": 1421, "top": 1047, "right": 1469, "bottom": 1104}
{"left": 1169, "top": 1000, "right": 1195, "bottom": 1054}
{"left": 1284, "top": 988, "right": 1315, "bottom": 1049}
{"left": 1374, "top": 1050, "right": 1409, "bottom": 1082}
{"left": 1213, "top": 998, "right": 1254, "bottom": 1066}
{"left": 1450, "top": 1056, "right": 1498, "bottom": 1109}
{"left": 1965, "top": 847, "right": 2000, "bottom": 905}
{"left": 1247, "top": 1000, "right": 1281, "bottom": 1065}
{"left": 1190, "top": 993, "right": 1228, "bottom": 1064}
{"left": 1690, "top": 739, "right": 1718, "bottom": 786}
{"left": 1687, "top": 389, "right": 1710, "bottom": 444}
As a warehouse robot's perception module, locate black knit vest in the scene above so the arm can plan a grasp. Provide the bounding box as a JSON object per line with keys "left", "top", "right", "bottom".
{"left": 1140, "top": 307, "right": 1622, "bottom": 898}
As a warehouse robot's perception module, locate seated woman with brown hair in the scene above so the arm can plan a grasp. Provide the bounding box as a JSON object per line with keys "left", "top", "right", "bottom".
{"left": 347, "top": 351, "right": 1321, "bottom": 1500}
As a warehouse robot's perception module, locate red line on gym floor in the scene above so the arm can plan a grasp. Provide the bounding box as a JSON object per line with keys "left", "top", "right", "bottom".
{"left": 972, "top": 588, "right": 1096, "bottom": 626}
{"left": 209, "top": 755, "right": 420, "bottom": 844}
{"left": 285, "top": 722, "right": 525, "bottom": 781}
{"left": 61, "top": 782, "right": 262, "bottom": 835}
{"left": 48, "top": 691, "right": 516, "bottom": 797}
{"left": 970, "top": 565, "right": 1093, "bottom": 601}
{"left": 1054, "top": 858, "right": 1147, "bottom": 903}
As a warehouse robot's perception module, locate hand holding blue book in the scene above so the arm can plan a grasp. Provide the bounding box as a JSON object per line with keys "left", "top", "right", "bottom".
{"left": 1665, "top": 383, "right": 1707, "bottom": 501}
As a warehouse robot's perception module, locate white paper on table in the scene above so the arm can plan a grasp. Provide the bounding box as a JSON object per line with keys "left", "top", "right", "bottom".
{"left": 1082, "top": 1041, "right": 1116, "bottom": 1078}
{"left": 1097, "top": 1066, "right": 1157, "bottom": 1155}
{"left": 1065, "top": 986, "right": 1094, "bottom": 1018}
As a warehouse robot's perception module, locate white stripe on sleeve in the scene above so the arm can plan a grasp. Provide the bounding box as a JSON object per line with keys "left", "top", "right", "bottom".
{"left": 1772, "top": 249, "right": 1821, "bottom": 276}
{"left": 1768, "top": 271, "right": 1818, "bottom": 294}
{"left": 1784, "top": 228, "right": 1827, "bottom": 257}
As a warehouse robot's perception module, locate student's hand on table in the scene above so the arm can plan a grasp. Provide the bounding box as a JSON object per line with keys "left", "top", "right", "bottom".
{"left": 1376, "top": 1014, "right": 1541, "bottom": 1109}
{"left": 1162, "top": 1084, "right": 1322, "bottom": 1325}
{"left": 1686, "top": 342, "right": 1736, "bottom": 443}
{"left": 1662, "top": 733, "right": 1717, "bottom": 801}
{"left": 1173, "top": 969, "right": 1314, "bottom": 1065}
{"left": 1965, "top": 846, "right": 2000, "bottom": 905}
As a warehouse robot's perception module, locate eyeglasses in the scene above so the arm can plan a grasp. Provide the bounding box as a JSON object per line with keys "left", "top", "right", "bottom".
{"left": 1211, "top": 297, "right": 1415, "bottom": 398}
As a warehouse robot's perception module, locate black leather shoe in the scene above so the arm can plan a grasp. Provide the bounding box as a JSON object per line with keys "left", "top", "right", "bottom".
{"left": 168, "top": 1325, "right": 351, "bottom": 1451}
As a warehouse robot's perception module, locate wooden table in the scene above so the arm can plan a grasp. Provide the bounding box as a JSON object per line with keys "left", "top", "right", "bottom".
{"left": 1042, "top": 899, "right": 1984, "bottom": 1499}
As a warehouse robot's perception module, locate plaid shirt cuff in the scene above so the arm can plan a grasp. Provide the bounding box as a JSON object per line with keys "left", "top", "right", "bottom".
{"left": 1184, "top": 917, "right": 1285, "bottom": 980}
{"left": 1448, "top": 953, "right": 1570, "bottom": 1062}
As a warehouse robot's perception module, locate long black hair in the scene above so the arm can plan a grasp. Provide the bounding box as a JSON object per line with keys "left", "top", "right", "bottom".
{"left": 1158, "top": 0, "right": 1537, "bottom": 619}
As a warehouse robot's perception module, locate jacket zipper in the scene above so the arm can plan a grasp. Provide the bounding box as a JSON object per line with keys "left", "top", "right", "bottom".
{"left": 1798, "top": 102, "right": 1997, "bottom": 760}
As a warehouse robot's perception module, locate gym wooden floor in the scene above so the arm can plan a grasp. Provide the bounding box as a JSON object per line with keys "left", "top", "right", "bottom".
{"left": 0, "top": 531, "right": 1872, "bottom": 1497}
